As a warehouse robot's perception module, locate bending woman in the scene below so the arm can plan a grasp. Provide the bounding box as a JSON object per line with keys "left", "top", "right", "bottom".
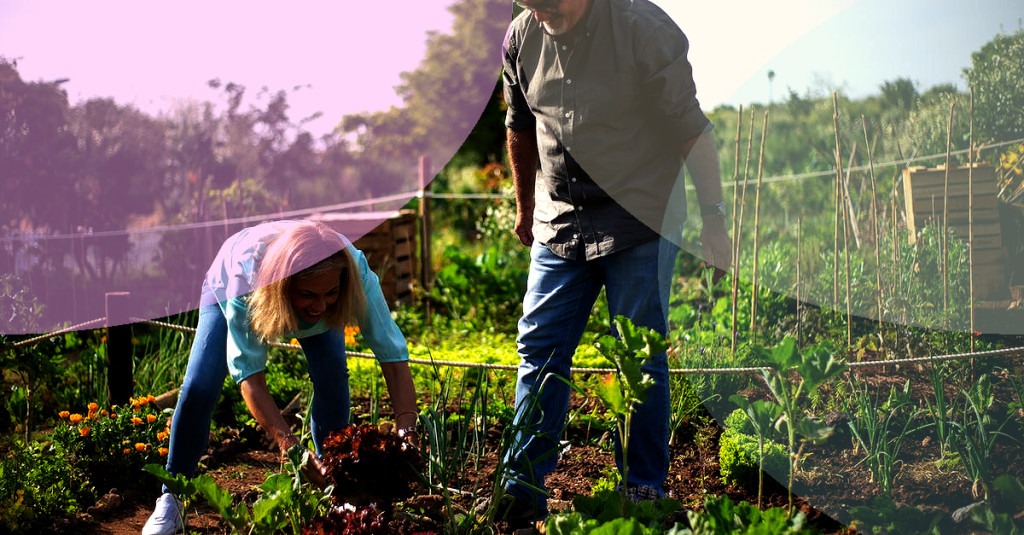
{"left": 143, "top": 220, "right": 418, "bottom": 535}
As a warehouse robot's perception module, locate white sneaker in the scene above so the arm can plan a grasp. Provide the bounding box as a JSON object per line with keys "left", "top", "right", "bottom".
{"left": 142, "top": 493, "right": 184, "bottom": 535}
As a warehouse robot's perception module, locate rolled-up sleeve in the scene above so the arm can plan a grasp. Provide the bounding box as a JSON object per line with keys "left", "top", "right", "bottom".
{"left": 638, "top": 21, "right": 710, "bottom": 141}
{"left": 351, "top": 246, "right": 409, "bottom": 363}
{"left": 503, "top": 23, "right": 536, "bottom": 133}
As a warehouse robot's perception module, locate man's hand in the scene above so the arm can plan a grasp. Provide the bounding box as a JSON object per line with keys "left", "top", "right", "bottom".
{"left": 700, "top": 215, "right": 732, "bottom": 284}
{"left": 302, "top": 452, "right": 329, "bottom": 489}
{"left": 514, "top": 207, "right": 534, "bottom": 247}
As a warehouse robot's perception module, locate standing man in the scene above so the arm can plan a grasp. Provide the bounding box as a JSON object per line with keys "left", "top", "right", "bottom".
{"left": 499, "top": 0, "right": 731, "bottom": 526}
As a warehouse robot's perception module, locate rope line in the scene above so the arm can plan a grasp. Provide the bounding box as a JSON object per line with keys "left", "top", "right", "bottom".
{"left": 122, "top": 318, "right": 1024, "bottom": 376}
{"left": 2, "top": 318, "right": 107, "bottom": 349}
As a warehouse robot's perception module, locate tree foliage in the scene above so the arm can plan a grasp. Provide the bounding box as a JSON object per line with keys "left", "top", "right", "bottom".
{"left": 964, "top": 29, "right": 1024, "bottom": 143}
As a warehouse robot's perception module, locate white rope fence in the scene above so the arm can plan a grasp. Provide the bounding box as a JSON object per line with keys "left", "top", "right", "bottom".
{"left": 14, "top": 313, "right": 1007, "bottom": 377}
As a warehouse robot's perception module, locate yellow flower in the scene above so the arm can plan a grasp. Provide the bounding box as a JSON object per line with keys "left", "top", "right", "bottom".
{"left": 147, "top": 414, "right": 157, "bottom": 424}
{"left": 289, "top": 338, "right": 300, "bottom": 346}
{"left": 131, "top": 417, "right": 143, "bottom": 426}
{"left": 59, "top": 411, "right": 70, "bottom": 419}
{"left": 159, "top": 447, "right": 169, "bottom": 456}
{"left": 69, "top": 413, "right": 83, "bottom": 424}
{"left": 134, "top": 443, "right": 147, "bottom": 452}
{"left": 79, "top": 427, "right": 91, "bottom": 437}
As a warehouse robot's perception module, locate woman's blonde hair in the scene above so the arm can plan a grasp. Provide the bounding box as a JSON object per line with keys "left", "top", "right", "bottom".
{"left": 248, "top": 221, "right": 366, "bottom": 341}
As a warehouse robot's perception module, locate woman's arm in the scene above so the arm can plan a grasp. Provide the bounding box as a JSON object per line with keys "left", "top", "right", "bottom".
{"left": 380, "top": 361, "right": 419, "bottom": 432}
{"left": 240, "top": 372, "right": 328, "bottom": 488}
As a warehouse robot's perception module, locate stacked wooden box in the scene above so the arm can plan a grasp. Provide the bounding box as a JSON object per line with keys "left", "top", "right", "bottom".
{"left": 902, "top": 163, "right": 1008, "bottom": 300}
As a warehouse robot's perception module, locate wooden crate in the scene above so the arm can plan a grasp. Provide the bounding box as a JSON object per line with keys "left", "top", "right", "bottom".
{"left": 310, "top": 210, "right": 418, "bottom": 308}
{"left": 902, "top": 164, "right": 1008, "bottom": 299}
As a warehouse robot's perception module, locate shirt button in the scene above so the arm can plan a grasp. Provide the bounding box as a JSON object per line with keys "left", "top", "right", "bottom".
{"left": 576, "top": 205, "right": 583, "bottom": 211}
{"left": 571, "top": 177, "right": 577, "bottom": 183}
{"left": 566, "top": 79, "right": 572, "bottom": 85}
{"left": 573, "top": 233, "right": 580, "bottom": 239}
{"left": 564, "top": 112, "right": 571, "bottom": 118}
{"left": 561, "top": 45, "right": 568, "bottom": 51}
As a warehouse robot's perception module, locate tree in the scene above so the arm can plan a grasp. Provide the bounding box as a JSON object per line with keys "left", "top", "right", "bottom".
{"left": 963, "top": 29, "right": 1024, "bottom": 143}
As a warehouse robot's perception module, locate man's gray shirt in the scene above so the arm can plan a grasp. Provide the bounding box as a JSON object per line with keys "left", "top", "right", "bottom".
{"left": 503, "top": 0, "right": 711, "bottom": 260}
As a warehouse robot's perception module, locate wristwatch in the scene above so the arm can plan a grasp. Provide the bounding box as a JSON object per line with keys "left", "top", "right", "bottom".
{"left": 700, "top": 201, "right": 727, "bottom": 218}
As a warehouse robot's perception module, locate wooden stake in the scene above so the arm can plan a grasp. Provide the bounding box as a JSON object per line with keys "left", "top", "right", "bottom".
{"left": 862, "top": 116, "right": 884, "bottom": 340}
{"left": 730, "top": 105, "right": 743, "bottom": 353}
{"left": 832, "top": 93, "right": 842, "bottom": 310}
{"left": 943, "top": 98, "right": 956, "bottom": 324}
{"left": 797, "top": 217, "right": 803, "bottom": 345}
{"left": 750, "top": 111, "right": 769, "bottom": 338}
{"left": 969, "top": 89, "right": 976, "bottom": 357}
{"left": 733, "top": 106, "right": 756, "bottom": 351}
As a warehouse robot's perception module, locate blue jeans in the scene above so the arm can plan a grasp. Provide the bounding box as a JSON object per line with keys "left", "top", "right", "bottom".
{"left": 164, "top": 304, "right": 351, "bottom": 482}
{"left": 504, "top": 238, "right": 678, "bottom": 510}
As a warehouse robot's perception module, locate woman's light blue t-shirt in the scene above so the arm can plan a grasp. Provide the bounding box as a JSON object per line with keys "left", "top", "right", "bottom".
{"left": 201, "top": 220, "right": 409, "bottom": 383}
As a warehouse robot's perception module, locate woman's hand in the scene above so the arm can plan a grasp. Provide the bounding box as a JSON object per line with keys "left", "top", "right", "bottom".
{"left": 280, "top": 435, "right": 330, "bottom": 489}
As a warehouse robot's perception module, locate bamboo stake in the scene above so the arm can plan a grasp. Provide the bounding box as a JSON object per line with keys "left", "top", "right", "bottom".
{"left": 943, "top": 99, "right": 956, "bottom": 324}
{"left": 730, "top": 105, "right": 743, "bottom": 353}
{"left": 833, "top": 96, "right": 853, "bottom": 345}
{"left": 750, "top": 111, "right": 769, "bottom": 339}
{"left": 797, "top": 217, "right": 803, "bottom": 345}
{"left": 861, "top": 116, "right": 883, "bottom": 340}
{"left": 843, "top": 141, "right": 861, "bottom": 248}
{"left": 969, "top": 88, "right": 976, "bottom": 357}
{"left": 832, "top": 93, "right": 842, "bottom": 311}
{"left": 733, "top": 106, "right": 756, "bottom": 351}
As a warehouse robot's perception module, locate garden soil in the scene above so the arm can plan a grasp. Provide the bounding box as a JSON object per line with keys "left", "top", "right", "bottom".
{"left": 62, "top": 369, "right": 1024, "bottom": 534}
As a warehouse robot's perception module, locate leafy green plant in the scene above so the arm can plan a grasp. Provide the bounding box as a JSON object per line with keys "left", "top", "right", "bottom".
{"left": 593, "top": 315, "right": 667, "bottom": 517}
{"left": 846, "top": 376, "right": 928, "bottom": 499}
{"left": 726, "top": 400, "right": 784, "bottom": 507}
{"left": 144, "top": 444, "right": 333, "bottom": 535}
{"left": 717, "top": 406, "right": 788, "bottom": 506}
{"left": 0, "top": 440, "right": 94, "bottom": 533}
{"left": 679, "top": 494, "right": 817, "bottom": 534}
{"left": 848, "top": 496, "right": 944, "bottom": 535}
{"left": 758, "top": 337, "right": 846, "bottom": 512}
{"left": 948, "top": 374, "right": 1017, "bottom": 500}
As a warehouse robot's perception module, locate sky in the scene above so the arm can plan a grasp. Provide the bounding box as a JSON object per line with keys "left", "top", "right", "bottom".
{"left": 0, "top": 1, "right": 462, "bottom": 139}
{"left": 2, "top": 0, "right": 1022, "bottom": 138}
{"left": 658, "top": 0, "right": 1024, "bottom": 110}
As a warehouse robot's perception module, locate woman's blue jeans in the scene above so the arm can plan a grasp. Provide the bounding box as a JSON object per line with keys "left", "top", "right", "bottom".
{"left": 504, "top": 238, "right": 678, "bottom": 510}
{"left": 164, "top": 304, "right": 350, "bottom": 482}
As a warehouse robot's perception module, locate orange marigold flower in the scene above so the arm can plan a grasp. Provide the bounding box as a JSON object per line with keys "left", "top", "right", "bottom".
{"left": 109, "top": 413, "right": 117, "bottom": 419}
{"left": 159, "top": 447, "right": 169, "bottom": 456}
{"left": 344, "top": 325, "right": 360, "bottom": 346}
{"left": 289, "top": 338, "right": 300, "bottom": 346}
{"left": 147, "top": 414, "right": 157, "bottom": 423}
{"left": 79, "top": 427, "right": 91, "bottom": 437}
{"left": 147, "top": 394, "right": 156, "bottom": 403}
{"left": 131, "top": 417, "right": 143, "bottom": 426}
{"left": 157, "top": 431, "right": 168, "bottom": 441}
{"left": 101, "top": 410, "right": 109, "bottom": 416}
{"left": 59, "top": 411, "right": 70, "bottom": 419}
{"left": 69, "top": 413, "right": 83, "bottom": 424}
{"left": 88, "top": 402, "right": 99, "bottom": 412}
{"left": 134, "top": 443, "right": 146, "bottom": 452}
{"left": 123, "top": 448, "right": 132, "bottom": 455}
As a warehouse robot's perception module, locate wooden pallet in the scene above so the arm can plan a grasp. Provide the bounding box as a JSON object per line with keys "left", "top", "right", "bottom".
{"left": 902, "top": 164, "right": 1009, "bottom": 299}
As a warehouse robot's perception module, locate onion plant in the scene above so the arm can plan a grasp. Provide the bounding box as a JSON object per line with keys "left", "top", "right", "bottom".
{"left": 847, "top": 376, "right": 928, "bottom": 499}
